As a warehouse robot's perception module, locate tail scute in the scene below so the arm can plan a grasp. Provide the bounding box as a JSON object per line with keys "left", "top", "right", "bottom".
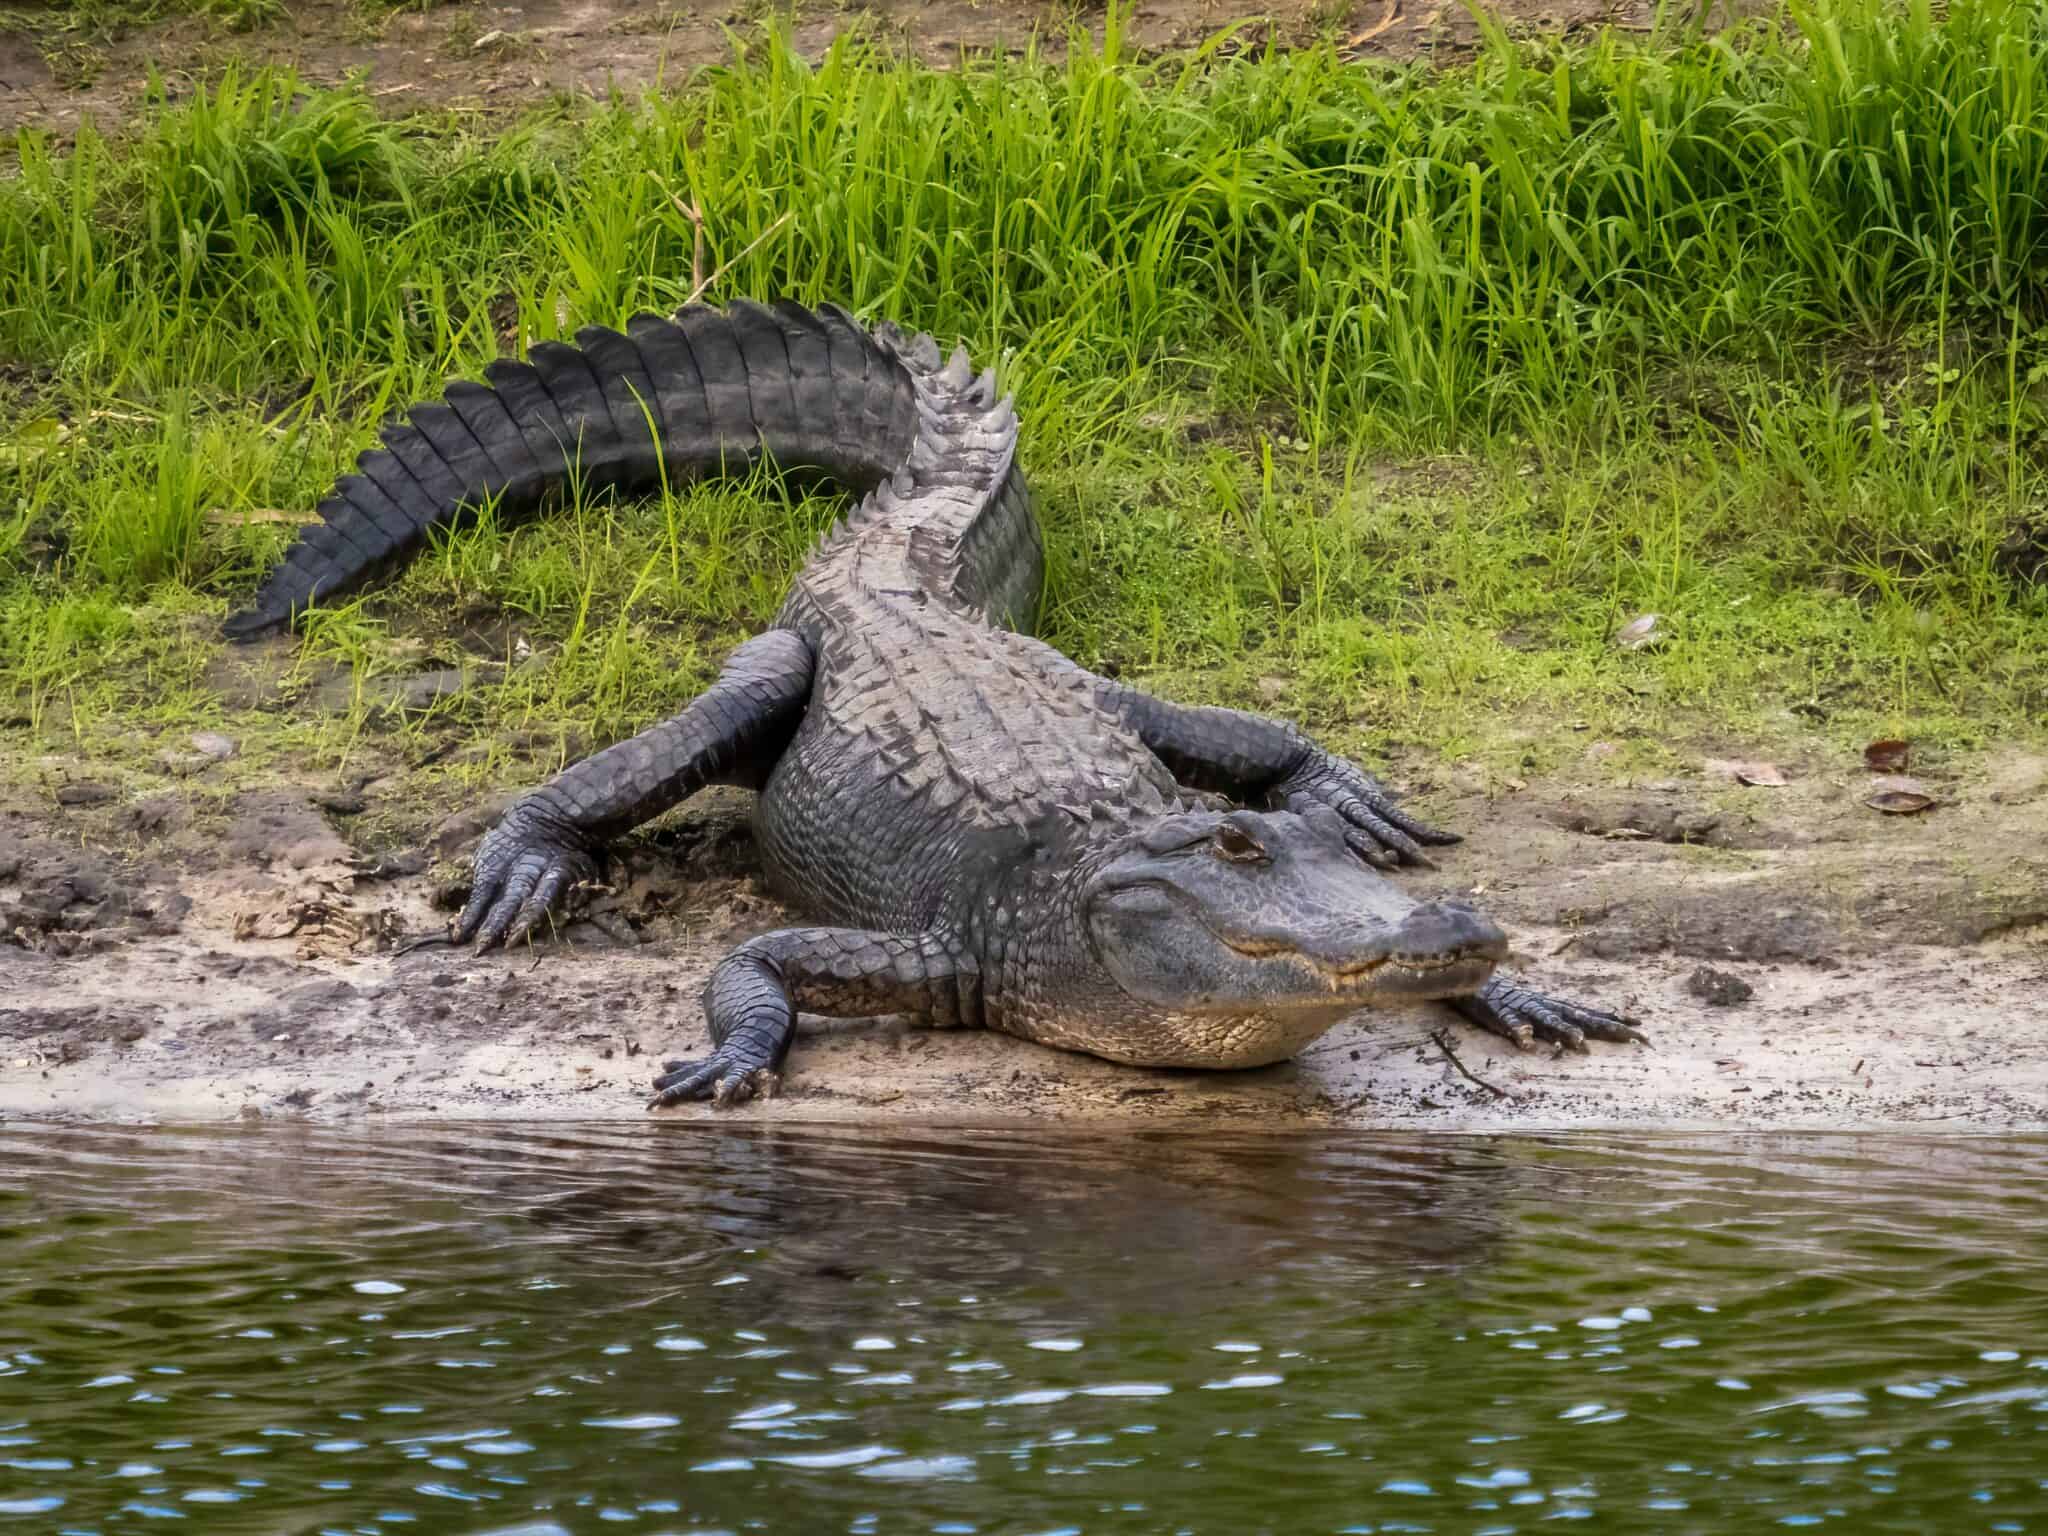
{"left": 223, "top": 301, "right": 1012, "bottom": 640}
{"left": 407, "top": 402, "right": 498, "bottom": 490}
{"left": 725, "top": 299, "right": 799, "bottom": 450}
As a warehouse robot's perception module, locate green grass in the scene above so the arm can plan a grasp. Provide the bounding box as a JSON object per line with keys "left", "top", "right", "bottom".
{"left": 3, "top": 0, "right": 2047, "bottom": 791}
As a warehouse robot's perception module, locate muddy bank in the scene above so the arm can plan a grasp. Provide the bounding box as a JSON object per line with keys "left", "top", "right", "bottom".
{"left": 0, "top": 0, "right": 1710, "bottom": 144}
{"left": 6, "top": 719, "right": 2044, "bottom": 1130}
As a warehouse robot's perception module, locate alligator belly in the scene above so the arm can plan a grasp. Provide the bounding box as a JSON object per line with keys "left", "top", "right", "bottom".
{"left": 996, "top": 1005, "right": 1361, "bottom": 1070}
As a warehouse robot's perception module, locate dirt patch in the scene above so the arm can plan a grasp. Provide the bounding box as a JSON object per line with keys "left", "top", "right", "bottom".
{"left": 1, "top": 0, "right": 1676, "bottom": 143}
{"left": 3, "top": 689, "right": 2043, "bottom": 1129}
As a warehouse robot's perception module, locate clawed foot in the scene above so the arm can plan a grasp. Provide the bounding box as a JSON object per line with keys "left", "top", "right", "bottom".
{"left": 1453, "top": 975, "right": 1646, "bottom": 1053}
{"left": 1273, "top": 749, "right": 1460, "bottom": 870}
{"left": 452, "top": 797, "right": 601, "bottom": 949}
{"left": 649, "top": 1051, "right": 782, "bottom": 1109}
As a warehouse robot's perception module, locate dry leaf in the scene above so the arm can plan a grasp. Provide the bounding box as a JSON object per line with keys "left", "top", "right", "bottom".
{"left": 1613, "top": 613, "right": 1664, "bottom": 651}
{"left": 234, "top": 903, "right": 317, "bottom": 941}
{"left": 206, "top": 507, "right": 320, "bottom": 525}
{"left": 1863, "top": 738, "right": 1911, "bottom": 773}
{"left": 0, "top": 418, "right": 69, "bottom": 465}
{"left": 1864, "top": 775, "right": 1936, "bottom": 815}
{"left": 1705, "top": 758, "right": 1789, "bottom": 787}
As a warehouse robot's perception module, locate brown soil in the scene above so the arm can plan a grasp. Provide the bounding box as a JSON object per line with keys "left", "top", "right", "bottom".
{"left": 5, "top": 672, "right": 2044, "bottom": 1128}
{"left": 2, "top": 0, "right": 1672, "bottom": 143}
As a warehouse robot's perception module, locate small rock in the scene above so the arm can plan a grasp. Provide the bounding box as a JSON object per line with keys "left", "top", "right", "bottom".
{"left": 363, "top": 849, "right": 429, "bottom": 881}
{"left": 385, "top": 668, "right": 472, "bottom": 714}
{"left": 124, "top": 795, "right": 190, "bottom": 836}
{"left": 1686, "top": 966, "right": 1754, "bottom": 1007}
{"left": 54, "top": 781, "right": 115, "bottom": 807}
{"left": 190, "top": 731, "right": 238, "bottom": 761}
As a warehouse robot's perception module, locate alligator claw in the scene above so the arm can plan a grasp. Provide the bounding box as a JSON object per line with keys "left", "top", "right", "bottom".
{"left": 1452, "top": 976, "right": 1646, "bottom": 1052}
{"left": 1273, "top": 749, "right": 1458, "bottom": 870}
{"left": 453, "top": 797, "right": 600, "bottom": 950}
{"left": 649, "top": 1055, "right": 781, "bottom": 1109}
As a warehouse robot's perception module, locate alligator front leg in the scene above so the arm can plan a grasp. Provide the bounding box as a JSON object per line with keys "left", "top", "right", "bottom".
{"left": 1452, "top": 975, "right": 1646, "bottom": 1052}
{"left": 1089, "top": 677, "right": 1458, "bottom": 869}
{"left": 650, "top": 929, "right": 979, "bottom": 1108}
{"left": 455, "top": 628, "right": 814, "bottom": 948}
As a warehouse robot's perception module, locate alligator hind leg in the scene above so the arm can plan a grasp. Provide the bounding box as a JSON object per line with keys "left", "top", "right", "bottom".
{"left": 455, "top": 629, "right": 815, "bottom": 948}
{"left": 1452, "top": 975, "right": 1647, "bottom": 1053}
{"left": 651, "top": 928, "right": 979, "bottom": 1108}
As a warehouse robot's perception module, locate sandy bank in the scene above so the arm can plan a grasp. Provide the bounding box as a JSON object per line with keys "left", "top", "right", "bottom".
{"left": 7, "top": 741, "right": 2043, "bottom": 1132}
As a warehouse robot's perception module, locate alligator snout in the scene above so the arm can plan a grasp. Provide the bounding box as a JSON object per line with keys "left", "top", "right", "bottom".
{"left": 1297, "top": 899, "right": 1508, "bottom": 989}
{"left": 1387, "top": 899, "right": 1509, "bottom": 963}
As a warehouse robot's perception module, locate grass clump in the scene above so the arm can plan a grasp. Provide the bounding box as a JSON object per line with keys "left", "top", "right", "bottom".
{"left": 1, "top": 0, "right": 2045, "bottom": 789}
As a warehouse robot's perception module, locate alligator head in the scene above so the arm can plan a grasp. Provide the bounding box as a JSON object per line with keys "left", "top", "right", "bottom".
{"left": 1043, "top": 806, "right": 1508, "bottom": 1069}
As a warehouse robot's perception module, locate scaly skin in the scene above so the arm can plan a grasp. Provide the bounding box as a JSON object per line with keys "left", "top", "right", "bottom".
{"left": 229, "top": 298, "right": 1643, "bottom": 1108}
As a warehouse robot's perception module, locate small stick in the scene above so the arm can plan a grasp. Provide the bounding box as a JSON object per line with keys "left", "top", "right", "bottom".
{"left": 394, "top": 930, "right": 457, "bottom": 957}
{"left": 677, "top": 211, "right": 794, "bottom": 310}
{"left": 670, "top": 194, "right": 708, "bottom": 296}
{"left": 1429, "top": 1027, "right": 1511, "bottom": 1099}
{"left": 1342, "top": 0, "right": 1401, "bottom": 50}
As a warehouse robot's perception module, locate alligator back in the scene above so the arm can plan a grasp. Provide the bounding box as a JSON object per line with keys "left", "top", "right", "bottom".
{"left": 225, "top": 299, "right": 1041, "bottom": 640}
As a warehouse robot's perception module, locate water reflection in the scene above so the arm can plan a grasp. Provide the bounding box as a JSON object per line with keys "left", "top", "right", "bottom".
{"left": 2, "top": 1126, "right": 2046, "bottom": 1533}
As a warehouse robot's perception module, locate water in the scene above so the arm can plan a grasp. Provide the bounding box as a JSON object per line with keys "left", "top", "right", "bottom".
{"left": 3, "top": 1127, "right": 2047, "bottom": 1534}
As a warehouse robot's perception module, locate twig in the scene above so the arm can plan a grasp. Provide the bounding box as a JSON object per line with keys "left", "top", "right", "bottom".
{"left": 205, "top": 506, "right": 322, "bottom": 526}
{"left": 671, "top": 195, "right": 708, "bottom": 296}
{"left": 1429, "top": 1027, "right": 1511, "bottom": 1099}
{"left": 394, "top": 930, "right": 457, "bottom": 957}
{"left": 677, "top": 211, "right": 794, "bottom": 310}
{"left": 1342, "top": 0, "right": 1402, "bottom": 51}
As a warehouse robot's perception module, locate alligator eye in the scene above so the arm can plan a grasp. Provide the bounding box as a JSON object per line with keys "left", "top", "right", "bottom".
{"left": 1212, "top": 824, "right": 1267, "bottom": 863}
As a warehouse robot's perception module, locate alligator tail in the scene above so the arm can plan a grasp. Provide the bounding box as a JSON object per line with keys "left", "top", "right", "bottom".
{"left": 222, "top": 298, "right": 925, "bottom": 640}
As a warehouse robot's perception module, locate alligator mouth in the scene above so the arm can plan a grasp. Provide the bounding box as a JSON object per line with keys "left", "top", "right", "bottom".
{"left": 1215, "top": 934, "right": 1497, "bottom": 989}
{"left": 1092, "top": 878, "right": 1505, "bottom": 998}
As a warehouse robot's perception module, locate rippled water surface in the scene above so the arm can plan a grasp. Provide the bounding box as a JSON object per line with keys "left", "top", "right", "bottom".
{"left": 4, "top": 1127, "right": 2048, "bottom": 1533}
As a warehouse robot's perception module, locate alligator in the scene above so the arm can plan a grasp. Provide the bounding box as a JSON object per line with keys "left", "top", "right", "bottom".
{"left": 228, "top": 298, "right": 1643, "bottom": 1107}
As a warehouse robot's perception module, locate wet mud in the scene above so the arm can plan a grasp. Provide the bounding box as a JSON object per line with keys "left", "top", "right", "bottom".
{"left": 5, "top": 728, "right": 2043, "bottom": 1130}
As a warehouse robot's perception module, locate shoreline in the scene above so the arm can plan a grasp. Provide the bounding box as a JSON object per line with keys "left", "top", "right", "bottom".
{"left": 8, "top": 767, "right": 2043, "bottom": 1133}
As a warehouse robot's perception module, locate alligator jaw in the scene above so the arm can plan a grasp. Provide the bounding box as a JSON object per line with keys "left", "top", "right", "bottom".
{"left": 1203, "top": 908, "right": 1508, "bottom": 1001}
